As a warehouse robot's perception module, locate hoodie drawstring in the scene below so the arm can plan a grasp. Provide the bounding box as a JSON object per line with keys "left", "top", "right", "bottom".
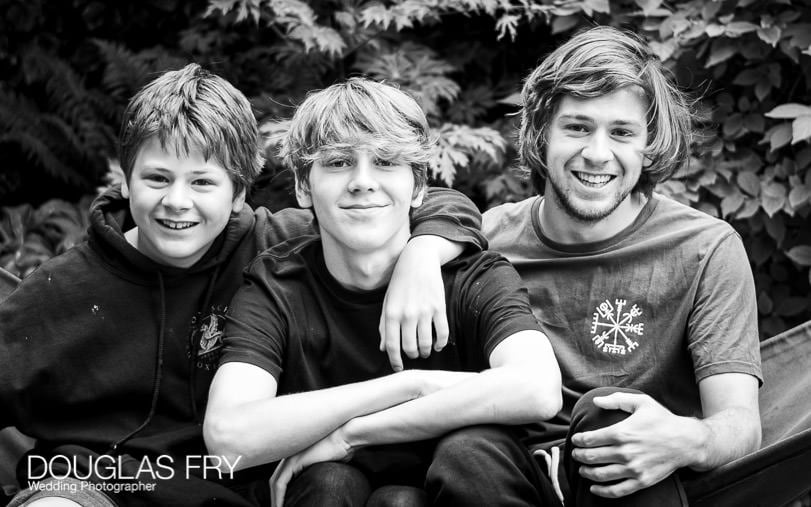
{"left": 109, "top": 271, "right": 167, "bottom": 454}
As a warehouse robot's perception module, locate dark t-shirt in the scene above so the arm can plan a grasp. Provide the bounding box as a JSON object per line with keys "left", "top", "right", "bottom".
{"left": 221, "top": 237, "right": 541, "bottom": 393}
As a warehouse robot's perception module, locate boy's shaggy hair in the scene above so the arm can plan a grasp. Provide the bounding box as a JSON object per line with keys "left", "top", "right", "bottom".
{"left": 119, "top": 63, "right": 264, "bottom": 195}
{"left": 520, "top": 26, "right": 695, "bottom": 196}
{"left": 279, "top": 78, "right": 432, "bottom": 195}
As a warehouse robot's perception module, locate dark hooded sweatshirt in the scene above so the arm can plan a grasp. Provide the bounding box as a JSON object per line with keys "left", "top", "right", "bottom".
{"left": 0, "top": 186, "right": 484, "bottom": 506}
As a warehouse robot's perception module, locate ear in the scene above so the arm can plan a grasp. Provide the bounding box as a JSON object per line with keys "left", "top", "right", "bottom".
{"left": 231, "top": 187, "right": 247, "bottom": 214}
{"left": 411, "top": 187, "right": 425, "bottom": 208}
{"left": 121, "top": 177, "right": 130, "bottom": 198}
{"left": 295, "top": 179, "right": 312, "bottom": 208}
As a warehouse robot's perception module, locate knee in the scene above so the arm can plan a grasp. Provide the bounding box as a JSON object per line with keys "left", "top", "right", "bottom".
{"left": 286, "top": 462, "right": 370, "bottom": 505}
{"left": 431, "top": 425, "right": 510, "bottom": 469}
{"left": 571, "top": 387, "right": 645, "bottom": 432}
{"left": 366, "top": 485, "right": 427, "bottom": 507}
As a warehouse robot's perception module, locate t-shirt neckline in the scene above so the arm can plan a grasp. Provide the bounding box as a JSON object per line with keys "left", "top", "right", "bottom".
{"left": 531, "top": 194, "right": 659, "bottom": 254}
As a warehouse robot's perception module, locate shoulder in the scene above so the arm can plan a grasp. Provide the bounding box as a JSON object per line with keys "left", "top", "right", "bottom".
{"left": 445, "top": 250, "right": 522, "bottom": 290}
{"left": 246, "top": 235, "right": 320, "bottom": 278}
{"left": 483, "top": 196, "right": 539, "bottom": 246}
{"left": 645, "top": 194, "right": 741, "bottom": 252}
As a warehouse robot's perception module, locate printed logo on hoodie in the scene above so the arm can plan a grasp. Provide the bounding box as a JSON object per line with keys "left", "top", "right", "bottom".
{"left": 188, "top": 305, "right": 228, "bottom": 370}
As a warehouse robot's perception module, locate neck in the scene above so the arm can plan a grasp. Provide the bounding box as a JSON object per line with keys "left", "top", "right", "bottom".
{"left": 320, "top": 233, "right": 409, "bottom": 291}
{"left": 539, "top": 191, "right": 648, "bottom": 244}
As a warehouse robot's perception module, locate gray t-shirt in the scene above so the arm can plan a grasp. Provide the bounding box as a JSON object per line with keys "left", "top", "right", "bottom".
{"left": 484, "top": 194, "right": 762, "bottom": 426}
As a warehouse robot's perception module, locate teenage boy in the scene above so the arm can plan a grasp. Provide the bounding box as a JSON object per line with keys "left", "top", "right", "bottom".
{"left": 204, "top": 78, "right": 563, "bottom": 507}
{"left": 0, "top": 64, "right": 486, "bottom": 507}
{"left": 481, "top": 26, "right": 763, "bottom": 505}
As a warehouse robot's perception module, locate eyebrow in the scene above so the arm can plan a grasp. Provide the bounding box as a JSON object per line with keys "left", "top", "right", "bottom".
{"left": 557, "top": 114, "right": 645, "bottom": 128}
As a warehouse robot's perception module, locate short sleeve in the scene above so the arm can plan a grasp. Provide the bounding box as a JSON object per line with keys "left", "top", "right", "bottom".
{"left": 687, "top": 231, "right": 762, "bottom": 385}
{"left": 221, "top": 260, "right": 289, "bottom": 380}
{"left": 454, "top": 253, "right": 542, "bottom": 360}
{"left": 411, "top": 188, "right": 486, "bottom": 252}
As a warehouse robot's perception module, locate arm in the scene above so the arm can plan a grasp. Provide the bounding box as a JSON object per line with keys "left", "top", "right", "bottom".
{"left": 380, "top": 187, "right": 485, "bottom": 371}
{"left": 204, "top": 362, "right": 420, "bottom": 470}
{"left": 571, "top": 373, "right": 760, "bottom": 498}
{"left": 269, "top": 330, "right": 561, "bottom": 506}
{"left": 572, "top": 231, "right": 762, "bottom": 498}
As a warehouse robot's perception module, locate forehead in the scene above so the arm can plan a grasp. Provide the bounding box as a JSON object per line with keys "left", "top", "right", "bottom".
{"left": 134, "top": 137, "right": 228, "bottom": 174}
{"left": 555, "top": 87, "right": 649, "bottom": 125}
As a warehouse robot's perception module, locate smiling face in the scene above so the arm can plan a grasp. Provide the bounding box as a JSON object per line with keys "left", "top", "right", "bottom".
{"left": 543, "top": 87, "right": 649, "bottom": 231}
{"left": 297, "top": 147, "right": 424, "bottom": 259}
{"left": 121, "top": 137, "right": 245, "bottom": 268}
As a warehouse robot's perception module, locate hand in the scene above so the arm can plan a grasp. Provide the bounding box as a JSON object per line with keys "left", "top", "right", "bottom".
{"left": 270, "top": 427, "right": 355, "bottom": 507}
{"left": 570, "top": 392, "right": 700, "bottom": 499}
{"left": 379, "top": 236, "right": 451, "bottom": 371}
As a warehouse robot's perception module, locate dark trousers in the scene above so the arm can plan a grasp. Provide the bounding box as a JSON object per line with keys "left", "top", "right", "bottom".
{"left": 533, "top": 387, "right": 689, "bottom": 507}
{"left": 285, "top": 425, "right": 548, "bottom": 506}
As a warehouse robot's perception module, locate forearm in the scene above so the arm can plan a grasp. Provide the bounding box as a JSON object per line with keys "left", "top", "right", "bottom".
{"left": 687, "top": 406, "right": 761, "bottom": 471}
{"left": 344, "top": 365, "right": 560, "bottom": 448}
{"left": 205, "top": 371, "right": 423, "bottom": 468}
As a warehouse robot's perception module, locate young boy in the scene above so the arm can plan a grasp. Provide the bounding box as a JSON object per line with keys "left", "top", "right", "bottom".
{"left": 0, "top": 64, "right": 485, "bottom": 506}
{"left": 204, "top": 78, "right": 563, "bottom": 507}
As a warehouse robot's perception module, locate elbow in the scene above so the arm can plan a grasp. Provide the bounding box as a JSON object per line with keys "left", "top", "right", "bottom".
{"left": 203, "top": 414, "right": 250, "bottom": 471}
{"left": 511, "top": 367, "right": 563, "bottom": 422}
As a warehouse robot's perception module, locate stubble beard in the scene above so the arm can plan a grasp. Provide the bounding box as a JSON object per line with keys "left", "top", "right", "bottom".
{"left": 546, "top": 175, "right": 634, "bottom": 225}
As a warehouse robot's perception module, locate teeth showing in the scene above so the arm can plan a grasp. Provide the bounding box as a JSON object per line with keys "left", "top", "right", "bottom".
{"left": 158, "top": 219, "right": 196, "bottom": 230}
{"left": 575, "top": 172, "right": 613, "bottom": 186}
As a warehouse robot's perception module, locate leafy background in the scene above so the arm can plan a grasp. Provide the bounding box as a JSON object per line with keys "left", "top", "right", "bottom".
{"left": 2, "top": 0, "right": 811, "bottom": 341}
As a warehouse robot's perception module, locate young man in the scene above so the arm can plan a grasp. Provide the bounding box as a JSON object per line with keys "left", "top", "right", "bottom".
{"left": 0, "top": 65, "right": 485, "bottom": 506}
{"left": 204, "top": 78, "right": 563, "bottom": 507}
{"left": 482, "top": 26, "right": 762, "bottom": 505}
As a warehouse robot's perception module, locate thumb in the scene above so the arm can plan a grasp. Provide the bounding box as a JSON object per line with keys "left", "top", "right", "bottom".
{"left": 592, "top": 392, "right": 648, "bottom": 414}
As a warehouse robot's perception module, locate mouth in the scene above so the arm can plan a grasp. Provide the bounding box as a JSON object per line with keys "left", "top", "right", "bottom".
{"left": 341, "top": 204, "right": 388, "bottom": 210}
{"left": 573, "top": 171, "right": 615, "bottom": 188}
{"left": 156, "top": 219, "right": 198, "bottom": 230}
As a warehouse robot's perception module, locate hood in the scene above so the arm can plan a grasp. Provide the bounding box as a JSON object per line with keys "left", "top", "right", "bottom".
{"left": 88, "top": 185, "right": 256, "bottom": 281}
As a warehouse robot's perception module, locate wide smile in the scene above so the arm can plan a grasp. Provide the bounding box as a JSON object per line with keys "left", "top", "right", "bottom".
{"left": 156, "top": 218, "right": 199, "bottom": 230}
{"left": 573, "top": 171, "right": 616, "bottom": 188}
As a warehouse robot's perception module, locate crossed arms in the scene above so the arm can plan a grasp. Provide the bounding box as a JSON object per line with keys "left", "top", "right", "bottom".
{"left": 203, "top": 329, "right": 562, "bottom": 470}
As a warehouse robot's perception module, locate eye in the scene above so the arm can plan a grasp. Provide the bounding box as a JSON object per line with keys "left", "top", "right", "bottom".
{"left": 612, "top": 128, "right": 635, "bottom": 138}
{"left": 375, "top": 158, "right": 395, "bottom": 167}
{"left": 563, "top": 123, "right": 589, "bottom": 134}
{"left": 192, "top": 178, "right": 216, "bottom": 186}
{"left": 323, "top": 158, "right": 352, "bottom": 168}
{"left": 144, "top": 173, "right": 169, "bottom": 184}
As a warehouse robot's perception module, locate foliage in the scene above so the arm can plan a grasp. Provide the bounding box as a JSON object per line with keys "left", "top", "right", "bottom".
{"left": 1, "top": 0, "right": 810, "bottom": 337}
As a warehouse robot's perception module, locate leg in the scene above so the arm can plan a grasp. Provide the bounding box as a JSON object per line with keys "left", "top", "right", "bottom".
{"left": 425, "top": 425, "right": 553, "bottom": 506}
{"left": 285, "top": 462, "right": 371, "bottom": 507}
{"left": 366, "top": 485, "right": 427, "bottom": 507}
{"left": 564, "top": 387, "right": 689, "bottom": 507}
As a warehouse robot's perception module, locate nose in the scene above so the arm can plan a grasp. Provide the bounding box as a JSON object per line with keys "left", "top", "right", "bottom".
{"left": 347, "top": 155, "right": 379, "bottom": 193}
{"left": 161, "top": 181, "right": 193, "bottom": 211}
{"left": 581, "top": 131, "right": 614, "bottom": 165}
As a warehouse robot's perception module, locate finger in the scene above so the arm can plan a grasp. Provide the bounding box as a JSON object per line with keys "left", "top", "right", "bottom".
{"left": 570, "top": 445, "right": 623, "bottom": 465}
{"left": 592, "top": 392, "right": 647, "bottom": 413}
{"left": 270, "top": 459, "right": 291, "bottom": 507}
{"left": 417, "top": 317, "right": 433, "bottom": 358}
{"left": 381, "top": 318, "right": 403, "bottom": 372}
{"left": 571, "top": 426, "right": 622, "bottom": 448}
{"left": 578, "top": 464, "right": 633, "bottom": 483}
{"left": 432, "top": 307, "right": 449, "bottom": 352}
{"left": 590, "top": 478, "right": 645, "bottom": 498}
{"left": 401, "top": 318, "right": 419, "bottom": 359}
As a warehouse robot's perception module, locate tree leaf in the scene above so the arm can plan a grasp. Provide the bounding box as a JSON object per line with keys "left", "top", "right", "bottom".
{"left": 737, "top": 171, "right": 761, "bottom": 196}
{"left": 791, "top": 115, "right": 811, "bottom": 144}
{"left": 788, "top": 185, "right": 811, "bottom": 208}
{"left": 725, "top": 21, "right": 759, "bottom": 36}
{"left": 634, "top": 0, "right": 662, "bottom": 16}
{"left": 721, "top": 191, "right": 744, "bottom": 217}
{"left": 775, "top": 297, "right": 809, "bottom": 317}
{"left": 765, "top": 103, "right": 811, "bottom": 119}
{"left": 768, "top": 123, "right": 793, "bottom": 151}
{"left": 705, "top": 39, "right": 737, "bottom": 67}
{"left": 786, "top": 245, "right": 811, "bottom": 266}
{"left": 760, "top": 181, "right": 787, "bottom": 217}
